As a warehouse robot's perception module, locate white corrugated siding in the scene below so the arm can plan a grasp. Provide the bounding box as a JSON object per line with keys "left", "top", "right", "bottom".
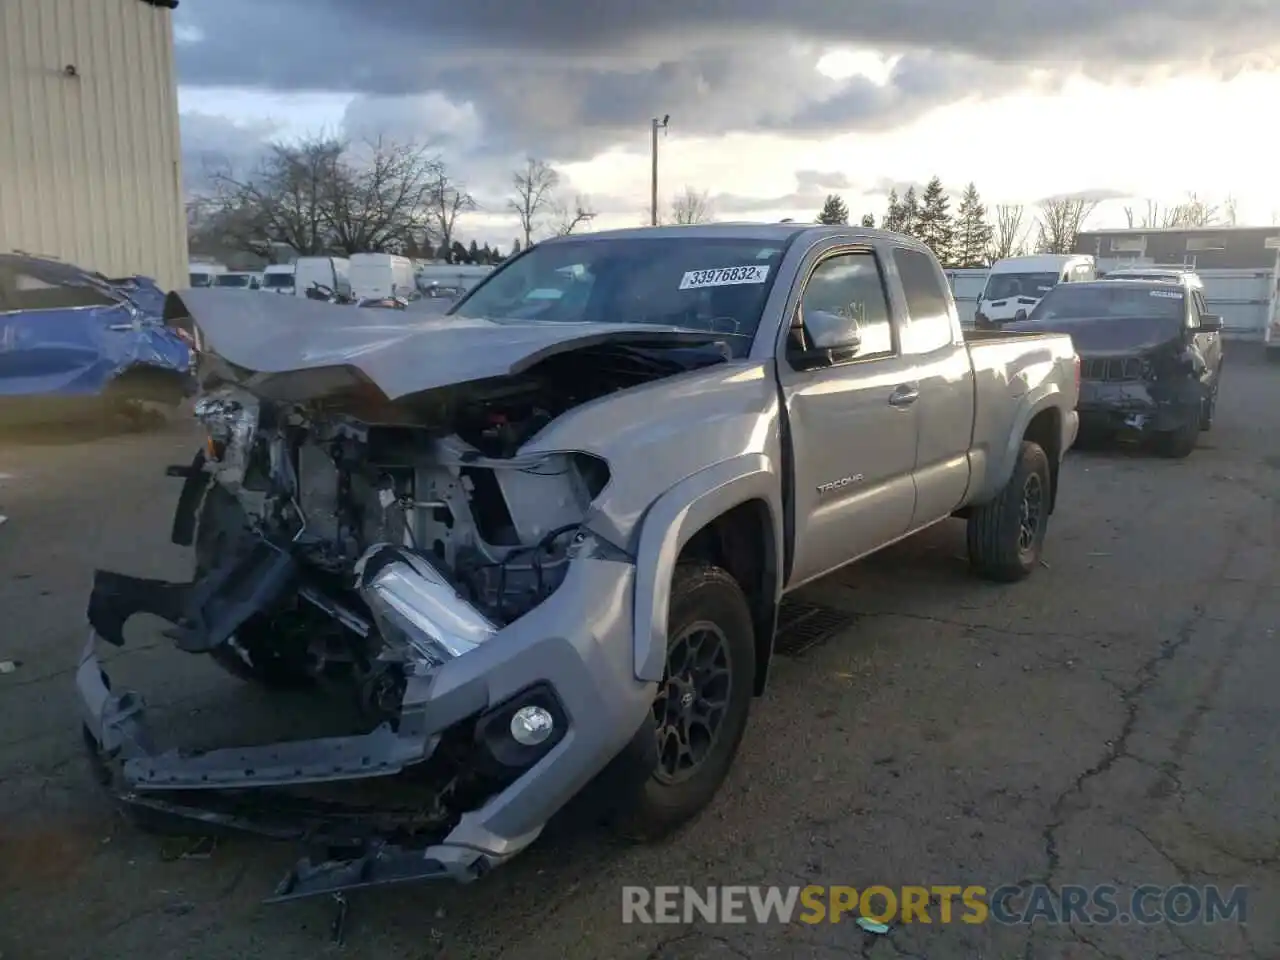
{"left": 0, "top": 0, "right": 187, "bottom": 289}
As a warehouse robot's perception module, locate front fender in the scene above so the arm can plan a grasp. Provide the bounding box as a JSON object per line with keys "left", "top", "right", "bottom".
{"left": 630, "top": 454, "right": 783, "bottom": 683}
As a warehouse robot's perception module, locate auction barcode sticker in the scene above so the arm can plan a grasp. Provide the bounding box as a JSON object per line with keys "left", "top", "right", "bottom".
{"left": 679, "top": 265, "right": 770, "bottom": 289}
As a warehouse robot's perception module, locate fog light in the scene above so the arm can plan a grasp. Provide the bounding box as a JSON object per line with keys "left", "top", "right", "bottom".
{"left": 510, "top": 705, "right": 554, "bottom": 745}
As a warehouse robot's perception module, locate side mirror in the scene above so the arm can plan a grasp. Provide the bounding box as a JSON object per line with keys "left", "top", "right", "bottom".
{"left": 1198, "top": 314, "right": 1223, "bottom": 332}
{"left": 804, "top": 308, "right": 862, "bottom": 351}
{"left": 791, "top": 307, "right": 862, "bottom": 368}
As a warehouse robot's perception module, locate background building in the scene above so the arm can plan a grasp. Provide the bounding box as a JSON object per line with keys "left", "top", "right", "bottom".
{"left": 0, "top": 0, "right": 186, "bottom": 290}
{"left": 1074, "top": 225, "right": 1280, "bottom": 272}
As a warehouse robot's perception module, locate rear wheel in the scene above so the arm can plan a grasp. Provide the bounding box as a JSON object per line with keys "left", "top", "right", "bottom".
{"left": 967, "top": 441, "right": 1051, "bottom": 582}
{"left": 611, "top": 564, "right": 755, "bottom": 841}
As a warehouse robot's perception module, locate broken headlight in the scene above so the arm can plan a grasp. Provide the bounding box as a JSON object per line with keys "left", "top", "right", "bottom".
{"left": 194, "top": 388, "right": 260, "bottom": 486}
{"left": 356, "top": 545, "right": 498, "bottom": 668}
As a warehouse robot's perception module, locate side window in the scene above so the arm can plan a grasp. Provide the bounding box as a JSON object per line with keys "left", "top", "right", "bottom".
{"left": 795, "top": 250, "right": 893, "bottom": 361}
{"left": 893, "top": 247, "right": 954, "bottom": 354}
{"left": 1074, "top": 263, "right": 1094, "bottom": 281}
{"left": 1192, "top": 289, "right": 1209, "bottom": 323}
{"left": 0, "top": 266, "right": 115, "bottom": 312}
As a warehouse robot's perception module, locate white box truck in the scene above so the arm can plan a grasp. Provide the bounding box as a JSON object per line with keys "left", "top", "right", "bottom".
{"left": 349, "top": 253, "right": 415, "bottom": 301}
{"left": 294, "top": 257, "right": 351, "bottom": 300}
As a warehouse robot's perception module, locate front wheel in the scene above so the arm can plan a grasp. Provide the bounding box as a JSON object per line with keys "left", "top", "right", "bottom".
{"left": 966, "top": 441, "right": 1051, "bottom": 582}
{"left": 1155, "top": 414, "right": 1199, "bottom": 458}
{"left": 611, "top": 563, "right": 755, "bottom": 841}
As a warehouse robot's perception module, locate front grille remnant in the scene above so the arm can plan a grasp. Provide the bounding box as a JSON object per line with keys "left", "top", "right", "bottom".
{"left": 1081, "top": 357, "right": 1146, "bottom": 382}
{"left": 773, "top": 600, "right": 856, "bottom": 657}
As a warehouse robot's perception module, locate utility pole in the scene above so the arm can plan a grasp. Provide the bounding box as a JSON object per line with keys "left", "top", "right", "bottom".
{"left": 651, "top": 115, "right": 669, "bottom": 226}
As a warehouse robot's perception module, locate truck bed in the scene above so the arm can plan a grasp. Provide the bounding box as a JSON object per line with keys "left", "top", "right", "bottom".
{"left": 963, "top": 329, "right": 1058, "bottom": 343}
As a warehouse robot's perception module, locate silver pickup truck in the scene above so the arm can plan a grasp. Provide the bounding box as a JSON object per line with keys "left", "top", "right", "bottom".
{"left": 79, "top": 224, "right": 1079, "bottom": 903}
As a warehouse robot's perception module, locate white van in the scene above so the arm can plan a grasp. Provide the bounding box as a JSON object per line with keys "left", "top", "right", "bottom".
{"left": 261, "top": 263, "right": 296, "bottom": 295}
{"left": 294, "top": 256, "right": 351, "bottom": 299}
{"left": 349, "top": 253, "right": 415, "bottom": 301}
{"left": 415, "top": 264, "right": 493, "bottom": 299}
{"left": 975, "top": 254, "right": 1095, "bottom": 327}
{"left": 188, "top": 262, "right": 227, "bottom": 288}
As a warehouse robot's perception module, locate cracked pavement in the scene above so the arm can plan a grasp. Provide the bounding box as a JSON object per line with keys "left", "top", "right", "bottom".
{"left": 1, "top": 349, "right": 1277, "bottom": 960}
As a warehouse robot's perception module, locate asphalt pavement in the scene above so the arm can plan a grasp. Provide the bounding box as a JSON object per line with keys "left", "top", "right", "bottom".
{"left": 1, "top": 349, "right": 1278, "bottom": 960}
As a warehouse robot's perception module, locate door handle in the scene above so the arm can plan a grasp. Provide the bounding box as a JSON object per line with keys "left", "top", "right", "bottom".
{"left": 888, "top": 383, "right": 919, "bottom": 407}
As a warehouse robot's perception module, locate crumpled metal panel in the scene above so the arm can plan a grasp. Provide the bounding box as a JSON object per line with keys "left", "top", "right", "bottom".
{"left": 0, "top": 261, "right": 190, "bottom": 398}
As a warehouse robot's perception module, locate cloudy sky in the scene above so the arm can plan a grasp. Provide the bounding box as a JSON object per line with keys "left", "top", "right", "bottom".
{"left": 174, "top": 1, "right": 1280, "bottom": 249}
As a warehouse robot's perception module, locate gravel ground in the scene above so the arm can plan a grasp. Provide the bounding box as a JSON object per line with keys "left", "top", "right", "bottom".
{"left": 1, "top": 348, "right": 1277, "bottom": 960}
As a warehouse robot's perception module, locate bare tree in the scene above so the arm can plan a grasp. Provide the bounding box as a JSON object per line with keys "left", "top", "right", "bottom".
{"left": 323, "top": 137, "right": 440, "bottom": 255}
{"left": 1223, "top": 195, "right": 1239, "bottom": 226}
{"left": 669, "top": 186, "right": 714, "bottom": 224}
{"left": 551, "top": 194, "right": 598, "bottom": 236}
{"left": 210, "top": 135, "right": 345, "bottom": 257}
{"left": 1125, "top": 193, "right": 1224, "bottom": 229}
{"left": 509, "top": 157, "right": 560, "bottom": 247}
{"left": 1035, "top": 197, "right": 1098, "bottom": 254}
{"left": 427, "top": 167, "right": 476, "bottom": 260}
{"left": 989, "top": 204, "right": 1030, "bottom": 260}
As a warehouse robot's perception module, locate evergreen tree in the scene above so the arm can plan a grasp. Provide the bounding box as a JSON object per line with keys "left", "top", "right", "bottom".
{"left": 952, "top": 182, "right": 994, "bottom": 267}
{"left": 915, "top": 176, "right": 955, "bottom": 264}
{"left": 859, "top": 213, "right": 876, "bottom": 228}
{"left": 511, "top": 238, "right": 522, "bottom": 256}
{"left": 881, "top": 189, "right": 903, "bottom": 232}
{"left": 435, "top": 242, "right": 449, "bottom": 261}
{"left": 816, "top": 194, "right": 849, "bottom": 225}
{"left": 899, "top": 186, "right": 920, "bottom": 237}
{"left": 450, "top": 240, "right": 468, "bottom": 263}
{"left": 468, "top": 239, "right": 480, "bottom": 263}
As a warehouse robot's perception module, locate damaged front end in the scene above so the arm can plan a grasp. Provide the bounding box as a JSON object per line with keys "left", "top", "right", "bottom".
{"left": 1076, "top": 346, "right": 1206, "bottom": 439}
{"left": 77, "top": 331, "right": 724, "bottom": 900}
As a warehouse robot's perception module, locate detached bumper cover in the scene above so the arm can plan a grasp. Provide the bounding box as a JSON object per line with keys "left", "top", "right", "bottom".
{"left": 77, "top": 546, "right": 653, "bottom": 901}
{"left": 1077, "top": 378, "right": 1201, "bottom": 435}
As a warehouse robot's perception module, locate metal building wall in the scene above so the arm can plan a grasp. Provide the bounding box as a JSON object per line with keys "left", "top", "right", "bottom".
{"left": 0, "top": 0, "right": 187, "bottom": 290}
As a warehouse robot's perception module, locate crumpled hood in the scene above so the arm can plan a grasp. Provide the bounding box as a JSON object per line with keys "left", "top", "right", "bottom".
{"left": 170, "top": 288, "right": 722, "bottom": 401}
{"left": 1003, "top": 316, "right": 1185, "bottom": 355}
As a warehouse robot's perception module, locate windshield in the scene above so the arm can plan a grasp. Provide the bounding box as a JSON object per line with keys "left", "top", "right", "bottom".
{"left": 983, "top": 272, "right": 1060, "bottom": 301}
{"left": 262, "top": 273, "right": 293, "bottom": 289}
{"left": 1028, "top": 284, "right": 1186, "bottom": 322}
{"left": 450, "top": 236, "right": 788, "bottom": 356}
{"left": 215, "top": 274, "right": 252, "bottom": 288}
{"left": 189, "top": 272, "right": 215, "bottom": 287}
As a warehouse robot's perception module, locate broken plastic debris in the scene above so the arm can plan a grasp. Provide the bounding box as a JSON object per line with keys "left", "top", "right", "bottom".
{"left": 856, "top": 917, "right": 891, "bottom": 934}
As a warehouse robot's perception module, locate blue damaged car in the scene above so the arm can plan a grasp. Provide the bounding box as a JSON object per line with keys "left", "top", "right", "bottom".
{"left": 0, "top": 254, "right": 194, "bottom": 425}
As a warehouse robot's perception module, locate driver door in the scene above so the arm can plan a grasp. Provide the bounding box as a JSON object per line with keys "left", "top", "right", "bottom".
{"left": 775, "top": 244, "right": 919, "bottom": 588}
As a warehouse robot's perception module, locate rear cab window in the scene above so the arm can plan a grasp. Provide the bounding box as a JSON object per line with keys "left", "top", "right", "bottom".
{"left": 893, "top": 247, "right": 955, "bottom": 354}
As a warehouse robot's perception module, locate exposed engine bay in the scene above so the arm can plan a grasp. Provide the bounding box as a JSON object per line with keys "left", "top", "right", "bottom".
{"left": 170, "top": 339, "right": 726, "bottom": 716}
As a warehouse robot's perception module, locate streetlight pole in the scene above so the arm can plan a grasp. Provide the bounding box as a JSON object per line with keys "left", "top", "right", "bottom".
{"left": 651, "top": 114, "right": 669, "bottom": 226}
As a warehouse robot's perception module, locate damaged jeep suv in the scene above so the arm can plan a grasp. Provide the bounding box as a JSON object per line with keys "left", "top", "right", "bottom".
{"left": 79, "top": 224, "right": 1079, "bottom": 902}
{"left": 1005, "top": 279, "right": 1223, "bottom": 457}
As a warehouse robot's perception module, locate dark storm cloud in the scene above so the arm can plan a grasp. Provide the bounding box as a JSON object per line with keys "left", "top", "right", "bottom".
{"left": 174, "top": 1, "right": 1280, "bottom": 163}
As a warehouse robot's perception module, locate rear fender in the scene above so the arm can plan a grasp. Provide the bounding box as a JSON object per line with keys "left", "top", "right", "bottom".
{"left": 969, "top": 388, "right": 1066, "bottom": 507}
{"left": 630, "top": 454, "right": 783, "bottom": 683}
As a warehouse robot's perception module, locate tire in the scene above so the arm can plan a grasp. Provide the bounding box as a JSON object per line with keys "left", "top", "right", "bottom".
{"left": 1155, "top": 414, "right": 1199, "bottom": 459}
{"left": 195, "top": 484, "right": 315, "bottom": 688}
{"left": 611, "top": 563, "right": 755, "bottom": 841}
{"left": 966, "top": 441, "right": 1051, "bottom": 583}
